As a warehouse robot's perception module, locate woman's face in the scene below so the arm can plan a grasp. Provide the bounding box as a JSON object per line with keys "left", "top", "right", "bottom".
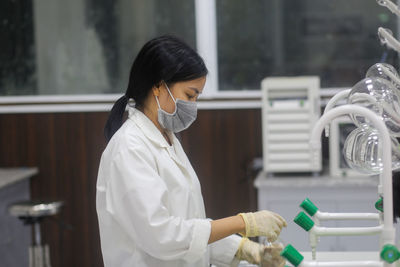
{"left": 156, "top": 76, "right": 206, "bottom": 113}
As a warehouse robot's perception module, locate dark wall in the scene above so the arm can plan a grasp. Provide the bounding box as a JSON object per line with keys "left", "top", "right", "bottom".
{"left": 0, "top": 108, "right": 261, "bottom": 267}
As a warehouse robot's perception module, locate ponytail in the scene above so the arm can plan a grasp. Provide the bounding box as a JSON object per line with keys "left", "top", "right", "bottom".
{"left": 104, "top": 95, "right": 128, "bottom": 142}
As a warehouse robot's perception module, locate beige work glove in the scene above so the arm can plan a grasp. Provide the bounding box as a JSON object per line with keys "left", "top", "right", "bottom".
{"left": 238, "top": 210, "right": 287, "bottom": 241}
{"left": 235, "top": 238, "right": 286, "bottom": 266}
{"left": 234, "top": 238, "right": 263, "bottom": 265}
{"left": 260, "top": 242, "right": 286, "bottom": 267}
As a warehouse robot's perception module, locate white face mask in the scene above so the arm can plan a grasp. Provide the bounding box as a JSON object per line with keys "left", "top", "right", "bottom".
{"left": 155, "top": 82, "right": 197, "bottom": 133}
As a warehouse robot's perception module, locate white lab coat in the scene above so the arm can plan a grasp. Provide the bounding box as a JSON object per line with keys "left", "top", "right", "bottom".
{"left": 96, "top": 107, "right": 242, "bottom": 267}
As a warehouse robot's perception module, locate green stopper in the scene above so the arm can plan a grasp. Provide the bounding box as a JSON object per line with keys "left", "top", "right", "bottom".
{"left": 300, "top": 198, "right": 318, "bottom": 216}
{"left": 380, "top": 244, "right": 400, "bottom": 264}
{"left": 280, "top": 244, "right": 304, "bottom": 267}
{"left": 294, "top": 211, "right": 315, "bottom": 231}
{"left": 375, "top": 197, "right": 383, "bottom": 212}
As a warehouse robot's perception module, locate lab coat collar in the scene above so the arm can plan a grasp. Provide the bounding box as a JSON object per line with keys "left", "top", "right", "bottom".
{"left": 166, "top": 134, "right": 187, "bottom": 168}
{"left": 128, "top": 107, "right": 171, "bottom": 148}
{"left": 128, "top": 108, "right": 188, "bottom": 169}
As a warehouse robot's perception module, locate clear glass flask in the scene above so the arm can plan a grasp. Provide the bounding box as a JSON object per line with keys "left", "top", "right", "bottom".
{"left": 365, "top": 63, "right": 400, "bottom": 90}
{"left": 347, "top": 77, "right": 400, "bottom": 137}
{"left": 343, "top": 125, "right": 400, "bottom": 174}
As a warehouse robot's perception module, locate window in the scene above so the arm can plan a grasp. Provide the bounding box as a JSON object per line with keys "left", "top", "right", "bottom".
{"left": 0, "top": 0, "right": 398, "bottom": 95}
{"left": 0, "top": 1, "right": 35, "bottom": 95}
{"left": 0, "top": 0, "right": 195, "bottom": 95}
{"left": 216, "top": 0, "right": 398, "bottom": 90}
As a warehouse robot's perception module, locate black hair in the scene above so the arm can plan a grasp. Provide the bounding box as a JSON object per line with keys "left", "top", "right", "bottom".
{"left": 104, "top": 35, "right": 208, "bottom": 142}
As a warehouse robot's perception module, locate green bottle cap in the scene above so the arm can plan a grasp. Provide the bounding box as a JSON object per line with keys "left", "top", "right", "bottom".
{"left": 294, "top": 211, "right": 315, "bottom": 231}
{"left": 375, "top": 197, "right": 383, "bottom": 212}
{"left": 300, "top": 198, "right": 318, "bottom": 216}
{"left": 380, "top": 244, "right": 400, "bottom": 264}
{"left": 280, "top": 244, "right": 304, "bottom": 267}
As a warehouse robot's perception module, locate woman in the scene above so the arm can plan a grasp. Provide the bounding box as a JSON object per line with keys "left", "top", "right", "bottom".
{"left": 96, "top": 35, "right": 287, "bottom": 267}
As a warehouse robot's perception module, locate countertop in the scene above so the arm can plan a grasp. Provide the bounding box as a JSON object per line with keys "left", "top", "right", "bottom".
{"left": 254, "top": 171, "right": 379, "bottom": 188}
{"left": 0, "top": 167, "right": 38, "bottom": 189}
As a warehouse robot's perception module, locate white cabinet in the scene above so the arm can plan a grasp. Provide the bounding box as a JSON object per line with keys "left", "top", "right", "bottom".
{"left": 261, "top": 76, "right": 322, "bottom": 174}
{"left": 255, "top": 172, "right": 400, "bottom": 252}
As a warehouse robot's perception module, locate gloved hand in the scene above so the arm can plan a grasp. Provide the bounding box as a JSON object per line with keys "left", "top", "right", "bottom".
{"left": 235, "top": 238, "right": 286, "bottom": 266}
{"left": 234, "top": 238, "right": 263, "bottom": 265}
{"left": 260, "top": 242, "right": 286, "bottom": 267}
{"left": 238, "top": 210, "right": 287, "bottom": 241}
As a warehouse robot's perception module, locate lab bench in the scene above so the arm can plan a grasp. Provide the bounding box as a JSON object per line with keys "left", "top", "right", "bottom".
{"left": 255, "top": 171, "right": 400, "bottom": 252}
{"left": 0, "top": 167, "right": 38, "bottom": 267}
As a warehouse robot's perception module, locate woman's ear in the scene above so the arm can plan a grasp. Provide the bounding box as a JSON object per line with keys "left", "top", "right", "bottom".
{"left": 152, "top": 83, "right": 161, "bottom": 97}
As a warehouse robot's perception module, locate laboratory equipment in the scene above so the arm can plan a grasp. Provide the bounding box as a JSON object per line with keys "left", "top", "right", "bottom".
{"left": 366, "top": 63, "right": 400, "bottom": 90}
{"left": 261, "top": 76, "right": 321, "bottom": 174}
{"left": 343, "top": 125, "right": 400, "bottom": 174}
{"left": 281, "top": 104, "right": 399, "bottom": 267}
{"left": 323, "top": 88, "right": 351, "bottom": 138}
{"left": 378, "top": 27, "right": 400, "bottom": 53}
{"left": 348, "top": 77, "right": 400, "bottom": 136}
{"left": 299, "top": 197, "right": 381, "bottom": 260}
{"left": 377, "top": 0, "right": 400, "bottom": 53}
{"left": 329, "top": 116, "right": 366, "bottom": 177}
{"left": 282, "top": 243, "right": 400, "bottom": 267}
{"left": 255, "top": 172, "right": 389, "bottom": 252}
{"left": 377, "top": 0, "right": 400, "bottom": 17}
{"left": 325, "top": 63, "right": 400, "bottom": 138}
{"left": 279, "top": 1, "right": 400, "bottom": 264}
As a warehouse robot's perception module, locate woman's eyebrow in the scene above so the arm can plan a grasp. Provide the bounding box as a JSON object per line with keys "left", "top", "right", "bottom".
{"left": 188, "top": 87, "right": 201, "bottom": 95}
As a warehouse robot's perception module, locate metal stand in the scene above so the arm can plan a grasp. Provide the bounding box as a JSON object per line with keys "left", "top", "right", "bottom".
{"left": 8, "top": 200, "right": 63, "bottom": 267}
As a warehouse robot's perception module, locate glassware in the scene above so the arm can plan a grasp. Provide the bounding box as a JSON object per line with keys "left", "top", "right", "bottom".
{"left": 378, "top": 27, "right": 393, "bottom": 45}
{"left": 378, "top": 27, "right": 400, "bottom": 53}
{"left": 376, "top": 0, "right": 400, "bottom": 18}
{"left": 343, "top": 126, "right": 400, "bottom": 174}
{"left": 365, "top": 63, "right": 400, "bottom": 90}
{"left": 347, "top": 77, "right": 400, "bottom": 136}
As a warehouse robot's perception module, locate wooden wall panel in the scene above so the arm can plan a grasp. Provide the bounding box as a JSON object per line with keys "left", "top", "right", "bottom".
{"left": 0, "top": 108, "right": 262, "bottom": 267}
{"left": 0, "top": 112, "right": 108, "bottom": 267}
